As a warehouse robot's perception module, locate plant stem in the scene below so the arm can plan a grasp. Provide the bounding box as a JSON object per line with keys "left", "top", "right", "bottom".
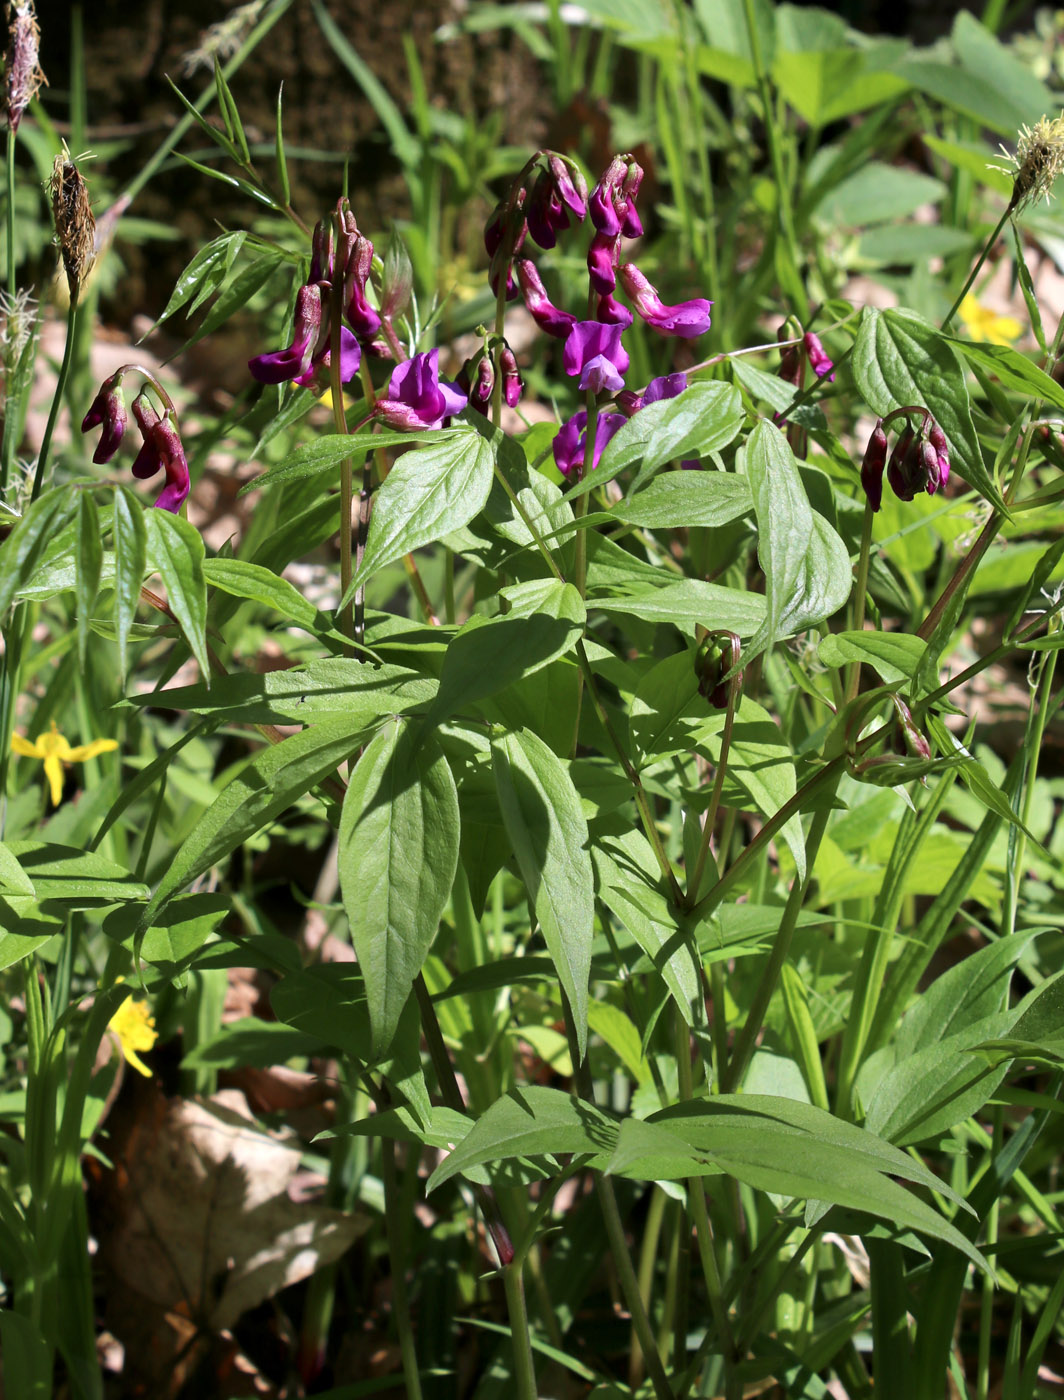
{"left": 845, "top": 502, "right": 875, "bottom": 703}
{"left": 2, "top": 125, "right": 17, "bottom": 495}
{"left": 502, "top": 1260, "right": 538, "bottom": 1400}
{"left": 941, "top": 206, "right": 1012, "bottom": 333}
{"left": 687, "top": 693, "right": 736, "bottom": 907}
{"left": 31, "top": 296, "right": 78, "bottom": 503}
{"left": 381, "top": 1135, "right": 425, "bottom": 1400}
{"left": 330, "top": 279, "right": 355, "bottom": 645}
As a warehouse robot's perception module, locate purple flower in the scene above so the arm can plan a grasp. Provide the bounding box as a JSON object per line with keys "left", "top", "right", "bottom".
{"left": 885, "top": 426, "right": 921, "bottom": 502}
{"left": 376, "top": 349, "right": 468, "bottom": 430}
{"left": 860, "top": 421, "right": 888, "bottom": 513}
{"left": 515, "top": 258, "right": 576, "bottom": 339}
{"left": 643, "top": 372, "right": 688, "bottom": 404}
{"left": 618, "top": 264, "right": 711, "bottom": 338}
{"left": 589, "top": 155, "right": 643, "bottom": 239}
{"left": 81, "top": 375, "right": 127, "bottom": 465}
{"left": 928, "top": 423, "right": 951, "bottom": 491}
{"left": 500, "top": 343, "right": 523, "bottom": 408}
{"left": 130, "top": 397, "right": 190, "bottom": 514}
{"left": 553, "top": 409, "right": 626, "bottom": 477}
{"left": 594, "top": 292, "right": 633, "bottom": 327}
{"left": 563, "top": 321, "right": 629, "bottom": 394}
{"left": 803, "top": 331, "right": 835, "bottom": 382}
{"left": 342, "top": 229, "right": 381, "bottom": 342}
{"left": 588, "top": 232, "right": 619, "bottom": 295}
{"left": 547, "top": 153, "right": 588, "bottom": 221}
{"left": 249, "top": 282, "right": 361, "bottom": 389}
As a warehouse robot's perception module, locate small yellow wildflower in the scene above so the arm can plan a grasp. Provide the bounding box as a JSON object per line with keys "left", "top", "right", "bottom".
{"left": 10, "top": 720, "right": 118, "bottom": 806}
{"left": 108, "top": 988, "right": 158, "bottom": 1078}
{"left": 957, "top": 294, "right": 1023, "bottom": 347}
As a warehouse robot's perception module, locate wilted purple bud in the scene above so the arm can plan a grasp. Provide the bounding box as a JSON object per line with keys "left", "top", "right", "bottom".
{"left": 130, "top": 396, "right": 190, "bottom": 514}
{"left": 376, "top": 349, "right": 468, "bottom": 431}
{"left": 860, "top": 420, "right": 888, "bottom": 512}
{"left": 803, "top": 331, "right": 835, "bottom": 382}
{"left": 342, "top": 231, "right": 382, "bottom": 342}
{"left": 456, "top": 352, "right": 494, "bottom": 415}
{"left": 499, "top": 343, "right": 522, "bottom": 408}
{"left": 309, "top": 217, "right": 335, "bottom": 285}
{"left": 548, "top": 153, "right": 587, "bottom": 219}
{"left": 618, "top": 264, "right": 711, "bottom": 338}
{"left": 886, "top": 425, "right": 922, "bottom": 502}
{"left": 81, "top": 375, "right": 127, "bottom": 465}
{"left": 928, "top": 423, "right": 950, "bottom": 491}
{"left": 563, "top": 320, "right": 629, "bottom": 394}
{"left": 515, "top": 258, "right": 576, "bottom": 339}
{"left": 553, "top": 408, "right": 626, "bottom": 477}
{"left": 485, "top": 199, "right": 526, "bottom": 301}
{"left": 778, "top": 337, "right": 801, "bottom": 387}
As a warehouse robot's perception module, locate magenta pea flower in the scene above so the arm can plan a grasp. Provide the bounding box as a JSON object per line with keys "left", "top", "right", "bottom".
{"left": 376, "top": 349, "right": 468, "bottom": 430}
{"left": 860, "top": 421, "right": 888, "bottom": 512}
{"left": 563, "top": 320, "right": 629, "bottom": 394}
{"left": 803, "top": 331, "right": 835, "bottom": 382}
{"left": 588, "top": 231, "right": 619, "bottom": 296}
{"left": 249, "top": 282, "right": 361, "bottom": 390}
{"left": 928, "top": 423, "right": 950, "bottom": 491}
{"left": 515, "top": 258, "right": 576, "bottom": 339}
{"left": 618, "top": 264, "right": 712, "bottom": 339}
{"left": 589, "top": 155, "right": 644, "bottom": 239}
{"left": 129, "top": 396, "right": 190, "bottom": 514}
{"left": 81, "top": 375, "right": 127, "bottom": 464}
{"left": 553, "top": 408, "right": 626, "bottom": 477}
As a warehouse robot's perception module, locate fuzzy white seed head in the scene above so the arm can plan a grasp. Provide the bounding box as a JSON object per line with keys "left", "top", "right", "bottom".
{"left": 991, "top": 113, "right": 1064, "bottom": 213}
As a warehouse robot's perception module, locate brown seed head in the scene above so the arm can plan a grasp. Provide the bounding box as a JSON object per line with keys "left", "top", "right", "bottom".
{"left": 4, "top": 1, "right": 46, "bottom": 133}
{"left": 50, "top": 152, "right": 95, "bottom": 301}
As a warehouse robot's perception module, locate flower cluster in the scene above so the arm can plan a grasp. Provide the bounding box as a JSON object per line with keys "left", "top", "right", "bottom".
{"left": 489, "top": 151, "right": 713, "bottom": 480}
{"left": 249, "top": 204, "right": 380, "bottom": 390}
{"left": 82, "top": 369, "right": 191, "bottom": 514}
{"left": 861, "top": 411, "right": 951, "bottom": 512}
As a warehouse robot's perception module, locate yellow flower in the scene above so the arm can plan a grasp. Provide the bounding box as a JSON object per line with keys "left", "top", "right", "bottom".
{"left": 108, "top": 988, "right": 158, "bottom": 1078}
{"left": 10, "top": 720, "right": 118, "bottom": 806}
{"left": 958, "top": 294, "right": 1023, "bottom": 347}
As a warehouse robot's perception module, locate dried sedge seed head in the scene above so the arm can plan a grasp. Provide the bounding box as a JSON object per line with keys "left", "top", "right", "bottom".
{"left": 49, "top": 153, "right": 95, "bottom": 300}
{"left": 992, "top": 113, "right": 1064, "bottom": 214}
{"left": 0, "top": 286, "right": 36, "bottom": 358}
{"left": 4, "top": 1, "right": 46, "bottom": 133}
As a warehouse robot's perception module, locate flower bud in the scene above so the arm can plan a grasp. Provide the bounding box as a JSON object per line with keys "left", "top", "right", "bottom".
{"left": 860, "top": 421, "right": 887, "bottom": 512}
{"left": 803, "top": 331, "right": 835, "bottom": 382}
{"left": 309, "top": 216, "right": 335, "bottom": 284}
{"left": 886, "top": 425, "right": 921, "bottom": 502}
{"left": 499, "top": 343, "right": 522, "bottom": 408}
{"left": 81, "top": 374, "right": 126, "bottom": 464}
{"left": 695, "top": 631, "right": 743, "bottom": 710}
{"left": 928, "top": 422, "right": 950, "bottom": 490}
{"left": 342, "top": 230, "right": 381, "bottom": 341}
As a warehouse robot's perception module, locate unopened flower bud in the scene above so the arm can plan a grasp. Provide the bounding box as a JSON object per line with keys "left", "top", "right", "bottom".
{"left": 860, "top": 420, "right": 888, "bottom": 512}
{"left": 695, "top": 631, "right": 742, "bottom": 710}
{"left": 499, "top": 343, "right": 522, "bottom": 408}
{"left": 309, "top": 216, "right": 334, "bottom": 284}
{"left": 803, "top": 331, "right": 835, "bottom": 382}
{"left": 928, "top": 422, "right": 950, "bottom": 490}
{"left": 342, "top": 230, "right": 381, "bottom": 341}
{"left": 886, "top": 425, "right": 921, "bottom": 502}
{"left": 81, "top": 374, "right": 126, "bottom": 464}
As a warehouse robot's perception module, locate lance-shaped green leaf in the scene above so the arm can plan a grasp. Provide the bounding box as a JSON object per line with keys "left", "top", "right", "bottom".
{"left": 853, "top": 306, "right": 1003, "bottom": 509}
{"left": 144, "top": 508, "right": 210, "bottom": 677}
{"left": 592, "top": 580, "right": 766, "bottom": 635}
{"left": 137, "top": 719, "right": 361, "bottom": 936}
{"left": 0, "top": 486, "right": 77, "bottom": 618}
{"left": 818, "top": 630, "right": 927, "bottom": 685}
{"left": 949, "top": 338, "right": 1064, "bottom": 413}
{"left": 740, "top": 420, "right": 850, "bottom": 668}
{"left": 343, "top": 431, "right": 494, "bottom": 605}
{"left": 492, "top": 728, "right": 594, "bottom": 1058}
{"left": 0, "top": 842, "right": 34, "bottom": 897}
{"left": 427, "top": 1086, "right": 617, "bottom": 1192}
{"left": 239, "top": 429, "right": 445, "bottom": 496}
{"left": 338, "top": 719, "right": 460, "bottom": 1056}
{"left": 7, "top": 842, "right": 147, "bottom": 906}
{"left": 146, "top": 231, "right": 247, "bottom": 334}
{"left": 112, "top": 486, "right": 147, "bottom": 681}
{"left": 570, "top": 382, "right": 744, "bottom": 500}
{"left": 74, "top": 491, "right": 102, "bottom": 668}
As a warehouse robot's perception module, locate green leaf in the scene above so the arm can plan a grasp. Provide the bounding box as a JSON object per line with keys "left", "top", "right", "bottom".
{"left": 609, "top": 471, "right": 753, "bottom": 530}
{"left": 203, "top": 556, "right": 356, "bottom": 646}
{"left": 0, "top": 487, "right": 78, "bottom": 618}
{"left": 137, "top": 719, "right": 361, "bottom": 933}
{"left": 112, "top": 486, "right": 147, "bottom": 682}
{"left": 818, "top": 630, "right": 927, "bottom": 684}
{"left": 344, "top": 431, "right": 494, "bottom": 602}
{"left": 144, "top": 509, "right": 210, "bottom": 677}
{"left": 182, "top": 1017, "right": 318, "bottom": 1070}
{"left": 591, "top": 579, "right": 766, "bottom": 635}
{"left": 239, "top": 429, "right": 443, "bottom": 496}
{"left": 740, "top": 420, "right": 850, "bottom": 667}
{"left": 949, "top": 339, "right": 1064, "bottom": 413}
{"left": 570, "top": 382, "right": 744, "bottom": 500}
{"left": 0, "top": 841, "right": 35, "bottom": 896}
{"left": 816, "top": 162, "right": 946, "bottom": 228}
{"left": 338, "top": 719, "right": 460, "bottom": 1056}
{"left": 430, "top": 580, "right": 585, "bottom": 720}
{"left": 146, "top": 231, "right": 248, "bottom": 332}
{"left": 853, "top": 306, "right": 1003, "bottom": 509}
{"left": 102, "top": 892, "right": 232, "bottom": 976}
{"left": 179, "top": 247, "right": 287, "bottom": 351}
{"left": 426, "top": 1086, "right": 615, "bottom": 1192}
{"left": 492, "top": 728, "right": 594, "bottom": 1059}
{"left": 73, "top": 492, "right": 101, "bottom": 669}
{"left": 6, "top": 841, "right": 147, "bottom": 906}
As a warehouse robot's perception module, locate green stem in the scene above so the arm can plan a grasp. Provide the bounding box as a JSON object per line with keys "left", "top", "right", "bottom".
{"left": 721, "top": 802, "right": 834, "bottom": 1093}
{"left": 502, "top": 1262, "right": 537, "bottom": 1400}
{"left": 687, "top": 692, "right": 736, "bottom": 907}
{"left": 2, "top": 125, "right": 17, "bottom": 495}
{"left": 330, "top": 273, "right": 354, "bottom": 645}
{"left": 845, "top": 502, "right": 875, "bottom": 703}
{"left": 31, "top": 296, "right": 79, "bottom": 503}
{"left": 381, "top": 1136, "right": 424, "bottom": 1400}
{"left": 941, "top": 205, "right": 1012, "bottom": 334}
{"left": 1001, "top": 644, "right": 1057, "bottom": 939}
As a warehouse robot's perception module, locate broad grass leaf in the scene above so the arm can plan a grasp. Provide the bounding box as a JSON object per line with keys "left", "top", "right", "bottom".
{"left": 0, "top": 486, "right": 78, "bottom": 618}
{"left": 138, "top": 719, "right": 361, "bottom": 934}
{"left": 345, "top": 430, "right": 494, "bottom": 601}
{"left": 492, "top": 728, "right": 594, "bottom": 1058}
{"left": 144, "top": 508, "right": 210, "bottom": 677}
{"left": 338, "top": 719, "right": 460, "bottom": 1056}
{"left": 427, "top": 1086, "right": 617, "bottom": 1192}
{"left": 112, "top": 485, "right": 147, "bottom": 682}
{"left": 74, "top": 491, "right": 102, "bottom": 669}
{"left": 853, "top": 306, "right": 1002, "bottom": 509}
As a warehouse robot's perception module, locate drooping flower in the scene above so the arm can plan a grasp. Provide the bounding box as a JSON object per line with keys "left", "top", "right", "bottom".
{"left": 587, "top": 231, "right": 620, "bottom": 295}
{"left": 130, "top": 395, "right": 191, "bottom": 513}
{"left": 553, "top": 408, "right": 625, "bottom": 477}
{"left": 928, "top": 423, "right": 951, "bottom": 491}
{"left": 562, "top": 320, "right": 629, "bottom": 394}
{"left": 617, "top": 264, "right": 712, "bottom": 338}
{"left": 376, "top": 349, "right": 468, "bottom": 430}
{"left": 957, "top": 294, "right": 1022, "bottom": 347}
{"left": 11, "top": 720, "right": 117, "bottom": 806}
{"left": 803, "top": 331, "right": 835, "bottom": 381}
{"left": 515, "top": 258, "right": 576, "bottom": 339}
{"left": 339, "top": 220, "right": 382, "bottom": 342}
{"left": 81, "top": 375, "right": 127, "bottom": 464}
{"left": 860, "top": 420, "right": 888, "bottom": 512}
{"left": 589, "top": 154, "right": 643, "bottom": 238}
{"left": 248, "top": 282, "right": 362, "bottom": 389}
{"left": 108, "top": 984, "right": 158, "bottom": 1078}
{"left": 499, "top": 343, "right": 523, "bottom": 408}
{"left": 868, "top": 415, "right": 951, "bottom": 510}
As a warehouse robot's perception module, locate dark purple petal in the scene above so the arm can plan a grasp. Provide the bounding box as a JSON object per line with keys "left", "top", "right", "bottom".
{"left": 618, "top": 264, "right": 711, "bottom": 338}
{"left": 548, "top": 153, "right": 587, "bottom": 220}
{"left": 377, "top": 349, "right": 468, "bottom": 430}
{"left": 860, "top": 421, "right": 887, "bottom": 513}
{"left": 595, "top": 293, "right": 633, "bottom": 327}
{"left": 248, "top": 283, "right": 321, "bottom": 385}
{"left": 642, "top": 373, "right": 688, "bottom": 404}
{"left": 587, "top": 232, "right": 619, "bottom": 295}
{"left": 563, "top": 321, "right": 629, "bottom": 394}
{"left": 553, "top": 408, "right": 626, "bottom": 477}
{"left": 82, "top": 376, "right": 126, "bottom": 464}
{"left": 515, "top": 258, "right": 576, "bottom": 339}
{"left": 589, "top": 156, "right": 627, "bottom": 236}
